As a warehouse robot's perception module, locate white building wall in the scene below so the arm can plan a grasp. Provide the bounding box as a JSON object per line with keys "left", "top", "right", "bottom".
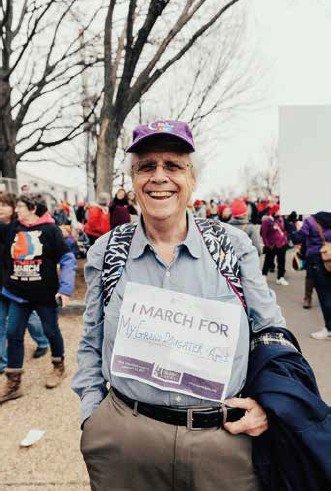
{"left": 17, "top": 170, "right": 85, "bottom": 209}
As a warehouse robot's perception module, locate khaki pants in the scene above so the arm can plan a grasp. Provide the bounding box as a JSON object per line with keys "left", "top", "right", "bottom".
{"left": 81, "top": 392, "right": 259, "bottom": 491}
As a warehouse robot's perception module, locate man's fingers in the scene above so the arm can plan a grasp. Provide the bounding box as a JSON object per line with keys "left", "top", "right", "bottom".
{"left": 223, "top": 397, "right": 268, "bottom": 437}
{"left": 224, "top": 397, "right": 256, "bottom": 410}
{"left": 224, "top": 419, "right": 267, "bottom": 437}
{"left": 223, "top": 419, "right": 246, "bottom": 435}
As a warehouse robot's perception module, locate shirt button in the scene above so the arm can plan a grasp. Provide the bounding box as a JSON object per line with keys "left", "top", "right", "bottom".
{"left": 166, "top": 271, "right": 171, "bottom": 277}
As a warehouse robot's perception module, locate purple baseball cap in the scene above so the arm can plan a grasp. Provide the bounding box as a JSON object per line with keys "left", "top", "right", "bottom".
{"left": 126, "top": 120, "right": 195, "bottom": 153}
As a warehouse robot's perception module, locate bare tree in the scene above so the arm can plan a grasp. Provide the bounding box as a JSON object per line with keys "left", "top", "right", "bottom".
{"left": 0, "top": 0, "right": 103, "bottom": 178}
{"left": 239, "top": 139, "right": 279, "bottom": 198}
{"left": 96, "top": 0, "right": 243, "bottom": 194}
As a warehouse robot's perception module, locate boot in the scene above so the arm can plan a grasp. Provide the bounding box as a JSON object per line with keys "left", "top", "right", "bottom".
{"left": 303, "top": 277, "right": 314, "bottom": 309}
{"left": 303, "top": 298, "right": 312, "bottom": 309}
{"left": 45, "top": 358, "right": 66, "bottom": 389}
{"left": 0, "top": 369, "right": 23, "bottom": 404}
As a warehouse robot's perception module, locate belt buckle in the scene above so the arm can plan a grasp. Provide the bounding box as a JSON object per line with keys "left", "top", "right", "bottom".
{"left": 186, "top": 407, "right": 215, "bottom": 431}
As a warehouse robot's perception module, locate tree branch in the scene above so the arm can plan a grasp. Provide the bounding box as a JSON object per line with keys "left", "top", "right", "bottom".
{"left": 14, "top": 54, "right": 102, "bottom": 129}
{"left": 44, "top": 0, "right": 77, "bottom": 72}
{"left": 8, "top": 0, "right": 55, "bottom": 78}
{"left": 17, "top": 90, "right": 102, "bottom": 158}
{"left": 133, "top": 0, "right": 205, "bottom": 94}
{"left": 110, "top": 23, "right": 126, "bottom": 104}
{"left": 129, "top": 0, "right": 240, "bottom": 107}
{"left": 12, "top": 0, "right": 28, "bottom": 36}
{"left": 115, "top": 0, "right": 170, "bottom": 107}
{"left": 104, "top": 0, "right": 117, "bottom": 101}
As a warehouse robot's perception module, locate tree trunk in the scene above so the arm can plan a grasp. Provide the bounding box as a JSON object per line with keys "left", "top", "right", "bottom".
{"left": 0, "top": 74, "right": 17, "bottom": 178}
{"left": 96, "top": 114, "right": 122, "bottom": 196}
{"left": 0, "top": 142, "right": 17, "bottom": 178}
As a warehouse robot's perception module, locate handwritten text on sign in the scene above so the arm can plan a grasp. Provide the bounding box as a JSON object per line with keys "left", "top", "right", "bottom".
{"left": 111, "top": 282, "right": 241, "bottom": 401}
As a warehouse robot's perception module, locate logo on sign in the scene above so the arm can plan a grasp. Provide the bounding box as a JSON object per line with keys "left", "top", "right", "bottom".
{"left": 152, "top": 364, "right": 182, "bottom": 384}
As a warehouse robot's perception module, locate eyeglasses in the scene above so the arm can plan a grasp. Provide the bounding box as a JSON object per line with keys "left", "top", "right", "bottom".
{"left": 132, "top": 160, "right": 192, "bottom": 176}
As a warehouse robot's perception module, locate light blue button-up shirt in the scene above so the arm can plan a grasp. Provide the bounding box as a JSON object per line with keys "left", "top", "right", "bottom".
{"left": 72, "top": 213, "right": 286, "bottom": 424}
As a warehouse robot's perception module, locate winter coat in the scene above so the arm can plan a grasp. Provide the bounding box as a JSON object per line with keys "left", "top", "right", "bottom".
{"left": 291, "top": 212, "right": 331, "bottom": 258}
{"left": 84, "top": 205, "right": 110, "bottom": 238}
{"left": 261, "top": 216, "right": 287, "bottom": 249}
{"left": 245, "top": 328, "right": 331, "bottom": 490}
{"left": 109, "top": 198, "right": 131, "bottom": 230}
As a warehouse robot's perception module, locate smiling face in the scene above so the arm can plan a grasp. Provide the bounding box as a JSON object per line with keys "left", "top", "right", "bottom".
{"left": 131, "top": 150, "right": 196, "bottom": 224}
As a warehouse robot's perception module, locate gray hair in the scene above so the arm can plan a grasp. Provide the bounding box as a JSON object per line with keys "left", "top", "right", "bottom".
{"left": 97, "top": 192, "right": 110, "bottom": 206}
{"left": 124, "top": 152, "right": 204, "bottom": 180}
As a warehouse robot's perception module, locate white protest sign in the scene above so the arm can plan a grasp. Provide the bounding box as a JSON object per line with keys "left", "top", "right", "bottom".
{"left": 279, "top": 105, "right": 331, "bottom": 215}
{"left": 111, "top": 282, "right": 241, "bottom": 402}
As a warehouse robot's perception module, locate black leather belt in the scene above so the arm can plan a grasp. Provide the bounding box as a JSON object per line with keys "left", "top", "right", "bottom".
{"left": 112, "top": 388, "right": 245, "bottom": 430}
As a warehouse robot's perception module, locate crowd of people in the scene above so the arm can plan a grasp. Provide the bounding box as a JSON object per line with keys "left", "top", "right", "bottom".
{"left": 51, "top": 188, "right": 139, "bottom": 249}
{"left": 0, "top": 186, "right": 329, "bottom": 399}
{"left": 191, "top": 195, "right": 331, "bottom": 340}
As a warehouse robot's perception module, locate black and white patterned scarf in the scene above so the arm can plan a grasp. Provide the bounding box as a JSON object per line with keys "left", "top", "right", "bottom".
{"left": 101, "top": 218, "right": 245, "bottom": 308}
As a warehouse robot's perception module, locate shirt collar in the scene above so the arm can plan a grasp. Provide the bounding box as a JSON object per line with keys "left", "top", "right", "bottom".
{"left": 129, "top": 212, "right": 202, "bottom": 260}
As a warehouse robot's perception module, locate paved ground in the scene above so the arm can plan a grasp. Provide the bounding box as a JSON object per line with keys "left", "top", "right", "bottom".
{"left": 0, "top": 256, "right": 330, "bottom": 490}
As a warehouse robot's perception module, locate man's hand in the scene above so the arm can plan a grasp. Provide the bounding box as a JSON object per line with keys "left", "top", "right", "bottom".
{"left": 55, "top": 293, "right": 70, "bottom": 308}
{"left": 223, "top": 397, "right": 268, "bottom": 437}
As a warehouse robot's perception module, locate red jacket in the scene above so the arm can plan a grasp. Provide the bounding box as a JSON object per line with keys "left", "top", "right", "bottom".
{"left": 84, "top": 206, "right": 110, "bottom": 238}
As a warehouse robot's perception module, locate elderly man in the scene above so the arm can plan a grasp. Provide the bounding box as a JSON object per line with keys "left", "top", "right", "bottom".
{"left": 73, "top": 121, "right": 330, "bottom": 491}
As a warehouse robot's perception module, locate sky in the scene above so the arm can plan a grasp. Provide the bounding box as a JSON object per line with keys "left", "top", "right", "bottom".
{"left": 194, "top": 0, "right": 331, "bottom": 198}
{"left": 17, "top": 0, "right": 331, "bottom": 199}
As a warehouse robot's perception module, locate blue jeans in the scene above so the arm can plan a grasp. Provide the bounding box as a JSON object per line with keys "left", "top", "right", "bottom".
{"left": 7, "top": 301, "right": 64, "bottom": 369}
{"left": 27, "top": 311, "right": 49, "bottom": 349}
{"left": 0, "top": 298, "right": 8, "bottom": 373}
{"left": 0, "top": 298, "right": 49, "bottom": 372}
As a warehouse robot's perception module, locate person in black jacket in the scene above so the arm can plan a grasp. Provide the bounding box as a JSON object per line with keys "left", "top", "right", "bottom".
{"left": 0, "top": 194, "right": 76, "bottom": 403}
{"left": 0, "top": 193, "right": 50, "bottom": 373}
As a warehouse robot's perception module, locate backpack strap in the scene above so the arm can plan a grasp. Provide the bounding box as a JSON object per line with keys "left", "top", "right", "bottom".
{"left": 102, "top": 223, "right": 137, "bottom": 307}
{"left": 194, "top": 217, "right": 246, "bottom": 309}
{"left": 101, "top": 218, "right": 246, "bottom": 309}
